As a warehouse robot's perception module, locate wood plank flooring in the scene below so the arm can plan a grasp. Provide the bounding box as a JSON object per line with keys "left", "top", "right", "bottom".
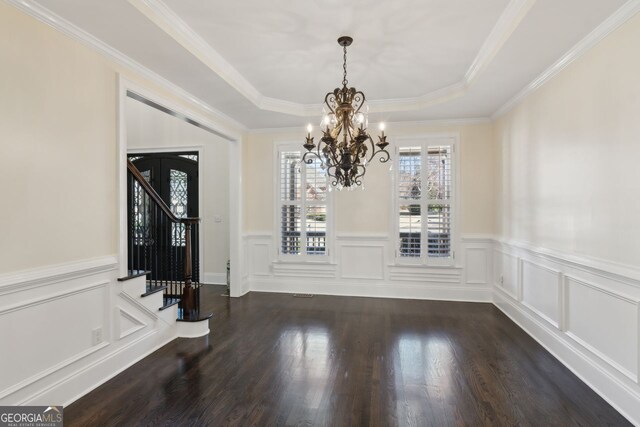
{"left": 66, "top": 286, "right": 630, "bottom": 426}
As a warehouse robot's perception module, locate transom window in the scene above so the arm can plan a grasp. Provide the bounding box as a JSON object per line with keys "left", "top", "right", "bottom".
{"left": 277, "top": 145, "right": 331, "bottom": 258}
{"left": 396, "top": 138, "right": 456, "bottom": 265}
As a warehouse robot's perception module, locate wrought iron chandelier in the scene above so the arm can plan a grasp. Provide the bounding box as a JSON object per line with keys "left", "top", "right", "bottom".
{"left": 303, "top": 36, "right": 390, "bottom": 189}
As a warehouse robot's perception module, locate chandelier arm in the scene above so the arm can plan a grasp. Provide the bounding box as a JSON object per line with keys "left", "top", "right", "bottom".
{"left": 365, "top": 136, "right": 391, "bottom": 165}
{"left": 353, "top": 164, "right": 366, "bottom": 186}
{"left": 326, "top": 163, "right": 340, "bottom": 187}
{"left": 302, "top": 150, "right": 320, "bottom": 165}
{"left": 324, "top": 92, "right": 337, "bottom": 115}
{"left": 352, "top": 91, "right": 366, "bottom": 116}
{"left": 365, "top": 136, "right": 378, "bottom": 164}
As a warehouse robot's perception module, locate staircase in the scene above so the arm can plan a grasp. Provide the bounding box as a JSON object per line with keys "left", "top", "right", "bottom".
{"left": 119, "top": 160, "right": 212, "bottom": 338}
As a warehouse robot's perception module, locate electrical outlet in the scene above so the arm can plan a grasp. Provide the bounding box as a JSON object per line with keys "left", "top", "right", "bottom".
{"left": 214, "top": 215, "right": 222, "bottom": 223}
{"left": 92, "top": 327, "right": 103, "bottom": 345}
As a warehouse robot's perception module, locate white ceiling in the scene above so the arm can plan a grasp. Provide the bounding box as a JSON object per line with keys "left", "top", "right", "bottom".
{"left": 30, "top": 0, "right": 630, "bottom": 128}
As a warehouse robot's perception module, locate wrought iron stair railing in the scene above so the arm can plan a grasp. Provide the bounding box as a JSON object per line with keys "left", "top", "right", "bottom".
{"left": 127, "top": 160, "right": 206, "bottom": 321}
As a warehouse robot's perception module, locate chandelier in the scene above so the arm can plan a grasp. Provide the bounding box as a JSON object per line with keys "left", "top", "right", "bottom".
{"left": 303, "top": 36, "right": 390, "bottom": 189}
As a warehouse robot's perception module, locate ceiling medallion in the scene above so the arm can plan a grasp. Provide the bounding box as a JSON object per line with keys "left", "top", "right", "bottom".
{"left": 303, "top": 36, "right": 390, "bottom": 190}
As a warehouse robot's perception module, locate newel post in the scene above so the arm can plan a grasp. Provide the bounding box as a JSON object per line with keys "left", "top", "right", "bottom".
{"left": 182, "top": 220, "right": 195, "bottom": 317}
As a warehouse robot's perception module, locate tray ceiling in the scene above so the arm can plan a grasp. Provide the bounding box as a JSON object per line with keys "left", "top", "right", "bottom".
{"left": 28, "top": 0, "right": 632, "bottom": 128}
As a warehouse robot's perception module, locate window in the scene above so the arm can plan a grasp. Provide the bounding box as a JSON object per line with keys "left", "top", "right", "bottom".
{"left": 396, "top": 138, "right": 456, "bottom": 265}
{"left": 277, "top": 145, "right": 331, "bottom": 258}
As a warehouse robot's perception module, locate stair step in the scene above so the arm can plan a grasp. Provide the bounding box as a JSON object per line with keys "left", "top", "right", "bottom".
{"left": 177, "top": 311, "right": 213, "bottom": 322}
{"left": 141, "top": 285, "right": 167, "bottom": 298}
{"left": 159, "top": 297, "right": 180, "bottom": 311}
{"left": 117, "top": 270, "right": 151, "bottom": 282}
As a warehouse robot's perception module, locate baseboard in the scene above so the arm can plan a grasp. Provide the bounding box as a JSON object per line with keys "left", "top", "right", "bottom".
{"left": 203, "top": 272, "right": 226, "bottom": 285}
{"left": 494, "top": 290, "right": 640, "bottom": 426}
{"left": 249, "top": 278, "right": 492, "bottom": 302}
{"left": 22, "top": 327, "right": 177, "bottom": 407}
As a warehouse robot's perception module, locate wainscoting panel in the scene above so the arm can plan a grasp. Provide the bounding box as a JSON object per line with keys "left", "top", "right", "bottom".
{"left": 521, "top": 260, "right": 562, "bottom": 327}
{"left": 565, "top": 275, "right": 638, "bottom": 381}
{"left": 250, "top": 241, "right": 272, "bottom": 277}
{"left": 494, "top": 250, "right": 519, "bottom": 300}
{"left": 339, "top": 244, "right": 385, "bottom": 280}
{"left": 0, "top": 256, "right": 178, "bottom": 407}
{"left": 464, "top": 248, "right": 488, "bottom": 284}
{"left": 244, "top": 233, "right": 492, "bottom": 302}
{"left": 493, "top": 239, "right": 640, "bottom": 426}
{"left": 0, "top": 282, "right": 108, "bottom": 399}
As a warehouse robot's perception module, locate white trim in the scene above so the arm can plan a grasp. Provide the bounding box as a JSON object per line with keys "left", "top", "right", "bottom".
{"left": 492, "top": 0, "right": 640, "bottom": 118}
{"left": 495, "top": 237, "right": 640, "bottom": 285}
{"left": 247, "top": 118, "right": 492, "bottom": 135}
{"left": 117, "top": 307, "right": 147, "bottom": 339}
{"left": 176, "top": 319, "right": 210, "bottom": 338}
{"left": 494, "top": 292, "right": 640, "bottom": 426}
{"left": 0, "top": 256, "right": 117, "bottom": 295}
{"left": 4, "top": 0, "right": 246, "bottom": 133}
{"left": 465, "top": 0, "right": 537, "bottom": 84}
{"left": 203, "top": 272, "right": 226, "bottom": 285}
{"left": 27, "top": 328, "right": 174, "bottom": 407}
{"left": 250, "top": 278, "right": 492, "bottom": 302}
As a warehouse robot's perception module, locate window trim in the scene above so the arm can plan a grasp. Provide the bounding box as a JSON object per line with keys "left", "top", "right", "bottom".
{"left": 391, "top": 134, "right": 460, "bottom": 267}
{"left": 273, "top": 141, "right": 335, "bottom": 263}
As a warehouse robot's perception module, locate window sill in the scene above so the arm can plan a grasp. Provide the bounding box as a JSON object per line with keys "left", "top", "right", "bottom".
{"left": 388, "top": 262, "right": 461, "bottom": 270}
{"left": 274, "top": 259, "right": 337, "bottom": 266}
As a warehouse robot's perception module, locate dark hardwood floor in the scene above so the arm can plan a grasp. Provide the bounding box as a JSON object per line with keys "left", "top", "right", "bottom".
{"left": 66, "top": 286, "right": 630, "bottom": 426}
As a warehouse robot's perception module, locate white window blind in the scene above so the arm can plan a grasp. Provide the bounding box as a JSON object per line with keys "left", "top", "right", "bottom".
{"left": 278, "top": 147, "right": 329, "bottom": 257}
{"left": 397, "top": 140, "right": 455, "bottom": 264}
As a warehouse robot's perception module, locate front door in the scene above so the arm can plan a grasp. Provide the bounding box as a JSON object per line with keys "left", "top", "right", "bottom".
{"left": 129, "top": 152, "right": 199, "bottom": 283}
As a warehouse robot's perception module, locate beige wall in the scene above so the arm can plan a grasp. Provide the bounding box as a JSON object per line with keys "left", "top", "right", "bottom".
{"left": 0, "top": 2, "right": 117, "bottom": 272}
{"left": 243, "top": 122, "right": 496, "bottom": 235}
{"left": 127, "top": 97, "right": 230, "bottom": 276}
{"left": 0, "top": 3, "right": 239, "bottom": 274}
{"left": 494, "top": 13, "right": 640, "bottom": 266}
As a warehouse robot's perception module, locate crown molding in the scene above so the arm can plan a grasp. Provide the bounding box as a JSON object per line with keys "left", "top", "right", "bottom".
{"left": 128, "top": 0, "right": 533, "bottom": 116}
{"left": 465, "top": 0, "right": 536, "bottom": 84}
{"left": 5, "top": 0, "right": 247, "bottom": 132}
{"left": 492, "top": 0, "right": 640, "bottom": 119}
{"left": 246, "top": 117, "right": 491, "bottom": 135}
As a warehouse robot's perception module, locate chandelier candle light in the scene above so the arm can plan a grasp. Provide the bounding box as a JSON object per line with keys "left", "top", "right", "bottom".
{"left": 303, "top": 36, "right": 390, "bottom": 189}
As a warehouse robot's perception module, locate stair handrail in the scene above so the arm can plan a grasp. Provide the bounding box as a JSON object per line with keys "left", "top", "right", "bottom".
{"left": 127, "top": 160, "right": 199, "bottom": 225}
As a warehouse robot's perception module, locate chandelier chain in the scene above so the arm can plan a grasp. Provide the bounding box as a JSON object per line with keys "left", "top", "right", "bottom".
{"left": 342, "top": 45, "right": 348, "bottom": 87}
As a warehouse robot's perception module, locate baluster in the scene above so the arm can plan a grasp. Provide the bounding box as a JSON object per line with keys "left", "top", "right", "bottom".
{"left": 128, "top": 173, "right": 134, "bottom": 275}
{"left": 160, "top": 210, "right": 165, "bottom": 291}
{"left": 152, "top": 203, "right": 157, "bottom": 289}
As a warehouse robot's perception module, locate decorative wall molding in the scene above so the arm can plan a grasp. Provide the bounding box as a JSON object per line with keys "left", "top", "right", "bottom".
{"left": 117, "top": 306, "right": 147, "bottom": 340}
{"left": 493, "top": 238, "right": 640, "bottom": 426}
{"left": 0, "top": 256, "right": 116, "bottom": 296}
{"left": 492, "top": 0, "right": 640, "bottom": 118}
{"left": 0, "top": 341, "right": 109, "bottom": 402}
{"left": 247, "top": 118, "right": 492, "bottom": 136}
{"left": 0, "top": 256, "right": 179, "bottom": 406}
{"left": 243, "top": 233, "right": 493, "bottom": 302}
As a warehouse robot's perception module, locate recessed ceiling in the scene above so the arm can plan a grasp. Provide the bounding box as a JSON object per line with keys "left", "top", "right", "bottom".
{"left": 27, "top": 0, "right": 631, "bottom": 128}
{"left": 162, "top": 0, "right": 510, "bottom": 103}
